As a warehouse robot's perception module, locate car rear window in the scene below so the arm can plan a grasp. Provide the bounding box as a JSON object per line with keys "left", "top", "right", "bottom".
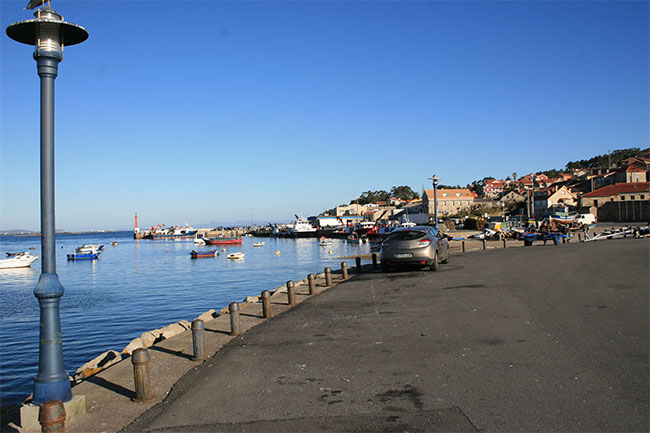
{"left": 389, "top": 230, "right": 427, "bottom": 241}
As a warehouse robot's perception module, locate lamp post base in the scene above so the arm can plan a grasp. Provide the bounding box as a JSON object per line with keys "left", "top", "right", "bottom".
{"left": 33, "top": 380, "right": 72, "bottom": 405}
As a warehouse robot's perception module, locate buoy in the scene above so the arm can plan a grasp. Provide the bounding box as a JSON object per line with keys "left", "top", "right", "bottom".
{"left": 328, "top": 250, "right": 332, "bottom": 254}
{"left": 274, "top": 250, "right": 280, "bottom": 255}
{"left": 222, "top": 248, "right": 226, "bottom": 252}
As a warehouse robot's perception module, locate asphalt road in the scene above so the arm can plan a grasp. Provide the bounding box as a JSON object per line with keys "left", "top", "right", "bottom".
{"left": 121, "top": 238, "right": 649, "bottom": 432}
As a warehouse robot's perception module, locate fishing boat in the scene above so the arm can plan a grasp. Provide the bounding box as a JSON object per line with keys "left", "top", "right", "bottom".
{"left": 288, "top": 215, "right": 317, "bottom": 238}
{"left": 0, "top": 252, "right": 38, "bottom": 269}
{"left": 189, "top": 249, "right": 217, "bottom": 259}
{"left": 204, "top": 236, "right": 243, "bottom": 245}
{"left": 67, "top": 252, "right": 100, "bottom": 260}
{"left": 253, "top": 242, "right": 265, "bottom": 247}
{"left": 227, "top": 252, "right": 245, "bottom": 260}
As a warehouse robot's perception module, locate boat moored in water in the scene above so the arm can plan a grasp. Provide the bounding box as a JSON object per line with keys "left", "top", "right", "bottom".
{"left": 253, "top": 242, "right": 265, "bottom": 247}
{"left": 227, "top": 252, "right": 245, "bottom": 260}
{"left": 204, "top": 236, "right": 243, "bottom": 245}
{"left": 190, "top": 249, "right": 217, "bottom": 259}
{"left": 0, "top": 252, "right": 38, "bottom": 269}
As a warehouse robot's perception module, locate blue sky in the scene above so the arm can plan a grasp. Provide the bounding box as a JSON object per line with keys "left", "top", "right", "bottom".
{"left": 1, "top": 0, "right": 648, "bottom": 231}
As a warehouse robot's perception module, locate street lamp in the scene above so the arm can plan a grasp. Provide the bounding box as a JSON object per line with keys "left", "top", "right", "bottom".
{"left": 428, "top": 175, "right": 440, "bottom": 228}
{"left": 6, "top": 1, "right": 88, "bottom": 405}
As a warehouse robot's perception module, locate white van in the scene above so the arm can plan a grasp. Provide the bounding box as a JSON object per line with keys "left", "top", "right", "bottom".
{"left": 575, "top": 214, "right": 597, "bottom": 225}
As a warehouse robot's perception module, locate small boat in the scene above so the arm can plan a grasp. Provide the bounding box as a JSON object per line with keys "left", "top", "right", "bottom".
{"left": 253, "top": 242, "right": 265, "bottom": 247}
{"left": 318, "top": 236, "right": 332, "bottom": 246}
{"left": 0, "top": 252, "right": 38, "bottom": 269}
{"left": 110, "top": 242, "right": 119, "bottom": 246}
{"left": 67, "top": 252, "right": 100, "bottom": 260}
{"left": 204, "top": 236, "right": 243, "bottom": 245}
{"left": 189, "top": 249, "right": 217, "bottom": 259}
{"left": 227, "top": 252, "right": 245, "bottom": 260}
{"left": 193, "top": 236, "right": 206, "bottom": 245}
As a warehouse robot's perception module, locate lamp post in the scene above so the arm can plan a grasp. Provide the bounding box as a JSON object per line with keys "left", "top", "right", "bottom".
{"left": 6, "top": 2, "right": 88, "bottom": 405}
{"left": 428, "top": 175, "right": 440, "bottom": 228}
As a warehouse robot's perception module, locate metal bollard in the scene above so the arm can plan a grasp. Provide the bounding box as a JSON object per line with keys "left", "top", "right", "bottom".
{"left": 131, "top": 348, "right": 154, "bottom": 403}
{"left": 482, "top": 239, "right": 486, "bottom": 250}
{"left": 191, "top": 319, "right": 205, "bottom": 361}
{"left": 355, "top": 257, "right": 362, "bottom": 274}
{"left": 341, "top": 262, "right": 348, "bottom": 279}
{"left": 462, "top": 240, "right": 466, "bottom": 252}
{"left": 307, "top": 273, "right": 315, "bottom": 295}
{"left": 39, "top": 400, "right": 65, "bottom": 433}
{"left": 578, "top": 233, "right": 582, "bottom": 242}
{"left": 503, "top": 238, "right": 507, "bottom": 248}
{"left": 286, "top": 280, "right": 295, "bottom": 305}
{"left": 372, "top": 253, "right": 378, "bottom": 269}
{"left": 325, "top": 267, "right": 332, "bottom": 286}
{"left": 229, "top": 302, "right": 241, "bottom": 336}
{"left": 261, "top": 290, "right": 272, "bottom": 318}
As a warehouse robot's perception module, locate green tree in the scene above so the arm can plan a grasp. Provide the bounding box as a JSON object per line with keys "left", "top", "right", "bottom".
{"left": 390, "top": 185, "right": 419, "bottom": 201}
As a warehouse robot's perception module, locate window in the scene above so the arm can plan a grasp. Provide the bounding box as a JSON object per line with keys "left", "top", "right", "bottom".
{"left": 641, "top": 195, "right": 646, "bottom": 200}
{"left": 621, "top": 196, "right": 625, "bottom": 201}
{"left": 630, "top": 195, "right": 635, "bottom": 200}
{"left": 594, "top": 200, "right": 598, "bottom": 206}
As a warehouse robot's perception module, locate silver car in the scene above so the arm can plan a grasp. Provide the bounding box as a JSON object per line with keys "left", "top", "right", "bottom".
{"left": 380, "top": 226, "right": 450, "bottom": 272}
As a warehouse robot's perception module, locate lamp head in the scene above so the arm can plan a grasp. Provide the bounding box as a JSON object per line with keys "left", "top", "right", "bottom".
{"left": 6, "top": 6, "right": 88, "bottom": 60}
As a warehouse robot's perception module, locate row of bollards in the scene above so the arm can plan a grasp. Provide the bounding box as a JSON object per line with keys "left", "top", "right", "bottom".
{"left": 127, "top": 260, "right": 367, "bottom": 409}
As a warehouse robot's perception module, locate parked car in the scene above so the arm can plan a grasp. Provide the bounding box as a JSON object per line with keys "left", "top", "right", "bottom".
{"left": 380, "top": 226, "right": 450, "bottom": 272}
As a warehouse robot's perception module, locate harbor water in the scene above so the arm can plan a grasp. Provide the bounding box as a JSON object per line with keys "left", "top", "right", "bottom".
{"left": 0, "top": 231, "right": 370, "bottom": 407}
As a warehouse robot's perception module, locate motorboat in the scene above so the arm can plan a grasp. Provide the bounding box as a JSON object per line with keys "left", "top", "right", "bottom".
{"left": 253, "top": 242, "right": 265, "bottom": 247}
{"left": 318, "top": 236, "right": 333, "bottom": 246}
{"left": 0, "top": 252, "right": 38, "bottom": 269}
{"left": 227, "top": 252, "right": 245, "bottom": 260}
{"left": 189, "top": 249, "right": 217, "bottom": 259}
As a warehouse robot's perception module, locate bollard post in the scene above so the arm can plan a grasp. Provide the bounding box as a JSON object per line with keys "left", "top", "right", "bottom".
{"left": 131, "top": 348, "right": 154, "bottom": 403}
{"left": 261, "top": 290, "right": 272, "bottom": 318}
{"left": 503, "top": 238, "right": 507, "bottom": 248}
{"left": 229, "top": 302, "right": 241, "bottom": 336}
{"left": 578, "top": 233, "right": 582, "bottom": 242}
{"left": 286, "top": 280, "right": 295, "bottom": 306}
{"left": 307, "top": 273, "right": 315, "bottom": 295}
{"left": 462, "top": 240, "right": 466, "bottom": 252}
{"left": 191, "top": 319, "right": 205, "bottom": 361}
{"left": 325, "top": 267, "right": 332, "bottom": 286}
{"left": 482, "top": 239, "right": 486, "bottom": 250}
{"left": 372, "top": 253, "right": 378, "bottom": 269}
{"left": 39, "top": 400, "right": 65, "bottom": 433}
{"left": 341, "top": 262, "right": 348, "bottom": 280}
{"left": 355, "top": 257, "right": 362, "bottom": 274}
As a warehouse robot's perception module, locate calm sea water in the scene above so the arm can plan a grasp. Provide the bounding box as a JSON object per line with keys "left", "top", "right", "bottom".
{"left": 0, "top": 231, "right": 369, "bottom": 406}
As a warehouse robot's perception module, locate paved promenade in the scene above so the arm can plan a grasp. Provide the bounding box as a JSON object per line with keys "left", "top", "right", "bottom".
{"left": 109, "top": 238, "right": 648, "bottom": 432}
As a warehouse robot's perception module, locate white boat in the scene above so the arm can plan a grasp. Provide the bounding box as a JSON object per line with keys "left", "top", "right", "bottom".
{"left": 318, "top": 236, "right": 332, "bottom": 246}
{"left": 0, "top": 252, "right": 39, "bottom": 269}
{"left": 253, "top": 242, "right": 265, "bottom": 247}
{"left": 288, "top": 214, "right": 317, "bottom": 237}
{"left": 193, "top": 237, "right": 206, "bottom": 245}
{"left": 227, "top": 252, "right": 245, "bottom": 260}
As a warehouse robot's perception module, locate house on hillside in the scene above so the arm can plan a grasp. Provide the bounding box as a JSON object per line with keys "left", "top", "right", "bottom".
{"left": 499, "top": 190, "right": 526, "bottom": 204}
{"left": 483, "top": 179, "right": 505, "bottom": 198}
{"left": 533, "top": 185, "right": 577, "bottom": 218}
{"left": 580, "top": 182, "right": 650, "bottom": 222}
{"left": 423, "top": 188, "right": 476, "bottom": 216}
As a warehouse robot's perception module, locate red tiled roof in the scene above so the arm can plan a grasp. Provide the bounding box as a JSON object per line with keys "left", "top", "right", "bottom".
{"left": 582, "top": 182, "right": 650, "bottom": 197}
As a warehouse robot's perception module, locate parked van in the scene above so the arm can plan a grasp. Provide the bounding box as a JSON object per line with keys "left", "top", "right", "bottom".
{"left": 575, "top": 214, "right": 597, "bottom": 225}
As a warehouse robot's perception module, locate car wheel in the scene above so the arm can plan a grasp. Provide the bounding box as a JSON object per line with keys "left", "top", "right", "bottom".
{"left": 429, "top": 252, "right": 439, "bottom": 271}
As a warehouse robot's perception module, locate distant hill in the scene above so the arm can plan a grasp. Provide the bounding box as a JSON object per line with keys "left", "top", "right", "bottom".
{"left": 0, "top": 229, "right": 36, "bottom": 234}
